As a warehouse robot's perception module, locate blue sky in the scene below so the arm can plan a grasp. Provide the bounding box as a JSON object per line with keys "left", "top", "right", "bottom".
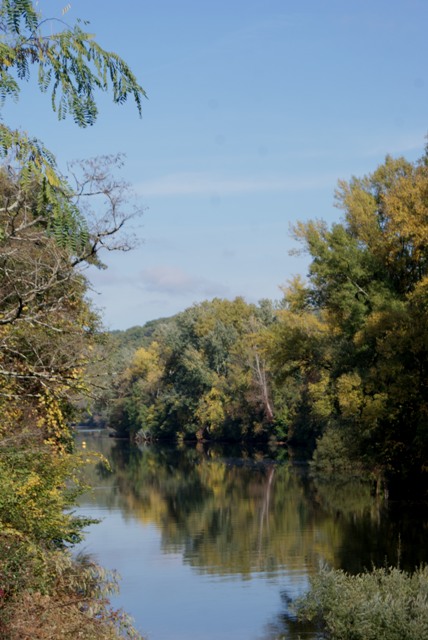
{"left": 5, "top": 0, "right": 428, "bottom": 329}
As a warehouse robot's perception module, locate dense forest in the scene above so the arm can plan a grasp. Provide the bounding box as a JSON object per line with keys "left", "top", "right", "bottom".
{"left": 103, "top": 150, "right": 428, "bottom": 493}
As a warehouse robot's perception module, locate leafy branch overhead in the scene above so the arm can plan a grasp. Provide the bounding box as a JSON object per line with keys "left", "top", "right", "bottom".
{"left": 0, "top": 1, "right": 147, "bottom": 252}
{"left": 0, "top": 0, "right": 146, "bottom": 126}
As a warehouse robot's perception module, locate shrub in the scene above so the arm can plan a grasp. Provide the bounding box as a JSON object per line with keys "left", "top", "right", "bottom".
{"left": 294, "top": 565, "right": 428, "bottom": 640}
{"left": 0, "top": 551, "right": 142, "bottom": 640}
{"left": 0, "top": 439, "right": 143, "bottom": 639}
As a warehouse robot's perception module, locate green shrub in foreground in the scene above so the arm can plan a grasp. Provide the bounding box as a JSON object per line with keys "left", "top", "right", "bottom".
{"left": 294, "top": 565, "right": 428, "bottom": 640}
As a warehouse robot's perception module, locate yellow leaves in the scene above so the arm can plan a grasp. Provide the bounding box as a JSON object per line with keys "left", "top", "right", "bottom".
{"left": 265, "top": 309, "right": 330, "bottom": 374}
{"left": 384, "top": 167, "right": 428, "bottom": 251}
{"left": 15, "top": 472, "right": 41, "bottom": 499}
{"left": 279, "top": 275, "right": 310, "bottom": 312}
{"left": 0, "top": 371, "right": 26, "bottom": 434}
{"left": 196, "top": 387, "right": 225, "bottom": 431}
{"left": 193, "top": 297, "right": 253, "bottom": 337}
{"left": 336, "top": 372, "right": 388, "bottom": 424}
{"left": 45, "top": 165, "right": 61, "bottom": 187}
{"left": 336, "top": 372, "right": 363, "bottom": 419}
{"left": 361, "top": 392, "right": 388, "bottom": 423}
{"left": 407, "top": 275, "right": 428, "bottom": 312}
{"left": 129, "top": 342, "right": 162, "bottom": 385}
{"left": 308, "top": 371, "right": 334, "bottom": 420}
{"left": 354, "top": 310, "right": 386, "bottom": 347}
{"left": 275, "top": 308, "right": 328, "bottom": 334}
{"left": 336, "top": 178, "right": 380, "bottom": 249}
{"left": 0, "top": 43, "right": 16, "bottom": 67}
{"left": 354, "top": 307, "right": 407, "bottom": 357}
{"left": 291, "top": 218, "right": 327, "bottom": 245}
{"left": 37, "top": 392, "right": 69, "bottom": 453}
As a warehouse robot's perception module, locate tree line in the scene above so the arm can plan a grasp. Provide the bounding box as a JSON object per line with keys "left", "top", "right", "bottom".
{"left": 104, "top": 150, "right": 428, "bottom": 492}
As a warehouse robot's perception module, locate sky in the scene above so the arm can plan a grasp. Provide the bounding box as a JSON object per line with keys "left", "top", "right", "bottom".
{"left": 4, "top": 0, "right": 428, "bottom": 329}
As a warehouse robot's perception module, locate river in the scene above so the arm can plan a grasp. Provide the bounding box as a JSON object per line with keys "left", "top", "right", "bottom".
{"left": 75, "top": 430, "right": 428, "bottom": 640}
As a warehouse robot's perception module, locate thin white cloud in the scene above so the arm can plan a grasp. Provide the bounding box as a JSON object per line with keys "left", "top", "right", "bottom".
{"left": 135, "top": 171, "right": 337, "bottom": 198}
{"left": 86, "top": 268, "right": 131, "bottom": 288}
{"left": 139, "top": 265, "right": 228, "bottom": 297}
{"left": 360, "top": 134, "right": 426, "bottom": 159}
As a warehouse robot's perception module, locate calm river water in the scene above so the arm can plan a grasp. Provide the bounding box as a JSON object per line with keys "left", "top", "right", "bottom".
{"left": 75, "top": 430, "right": 428, "bottom": 640}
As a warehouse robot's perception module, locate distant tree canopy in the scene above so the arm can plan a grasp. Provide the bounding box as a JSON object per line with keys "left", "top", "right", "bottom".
{"left": 106, "top": 297, "right": 277, "bottom": 442}
{"left": 105, "top": 148, "right": 428, "bottom": 490}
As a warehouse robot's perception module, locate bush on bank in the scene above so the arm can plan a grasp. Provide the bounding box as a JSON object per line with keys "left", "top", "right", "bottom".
{"left": 293, "top": 565, "right": 428, "bottom": 640}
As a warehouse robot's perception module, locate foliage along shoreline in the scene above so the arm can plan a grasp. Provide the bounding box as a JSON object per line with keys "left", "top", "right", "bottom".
{"left": 293, "top": 565, "right": 428, "bottom": 640}
{"left": 98, "top": 146, "right": 428, "bottom": 498}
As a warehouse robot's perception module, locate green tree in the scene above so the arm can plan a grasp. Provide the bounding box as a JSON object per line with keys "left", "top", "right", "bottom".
{"left": 265, "top": 148, "right": 428, "bottom": 487}
{"left": 108, "top": 298, "right": 278, "bottom": 442}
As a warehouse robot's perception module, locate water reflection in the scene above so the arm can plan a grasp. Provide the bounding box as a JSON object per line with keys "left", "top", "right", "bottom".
{"left": 76, "top": 432, "right": 428, "bottom": 640}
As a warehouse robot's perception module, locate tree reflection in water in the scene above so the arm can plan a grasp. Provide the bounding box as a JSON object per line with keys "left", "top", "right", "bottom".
{"left": 77, "top": 433, "right": 428, "bottom": 640}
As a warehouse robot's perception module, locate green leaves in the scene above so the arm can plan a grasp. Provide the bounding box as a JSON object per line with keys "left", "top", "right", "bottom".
{"left": 0, "top": 4, "right": 146, "bottom": 127}
{"left": 107, "top": 299, "right": 278, "bottom": 442}
{"left": 294, "top": 566, "right": 428, "bottom": 640}
{"left": 0, "top": 62, "right": 19, "bottom": 104}
{"left": 0, "top": 124, "right": 56, "bottom": 170}
{"left": 0, "top": 125, "right": 91, "bottom": 254}
{"left": 1, "top": 0, "right": 39, "bottom": 35}
{"left": 267, "top": 149, "right": 428, "bottom": 478}
{"left": 0, "top": 2, "right": 146, "bottom": 257}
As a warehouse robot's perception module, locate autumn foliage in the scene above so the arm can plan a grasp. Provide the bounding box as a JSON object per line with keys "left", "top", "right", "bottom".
{"left": 106, "top": 150, "right": 428, "bottom": 494}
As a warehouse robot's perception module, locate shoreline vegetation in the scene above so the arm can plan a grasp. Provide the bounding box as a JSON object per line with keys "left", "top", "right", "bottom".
{"left": 0, "top": 2, "right": 145, "bottom": 637}
{"left": 1, "top": 2, "right": 428, "bottom": 638}
{"left": 293, "top": 565, "right": 428, "bottom": 640}
{"left": 97, "top": 146, "right": 428, "bottom": 491}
